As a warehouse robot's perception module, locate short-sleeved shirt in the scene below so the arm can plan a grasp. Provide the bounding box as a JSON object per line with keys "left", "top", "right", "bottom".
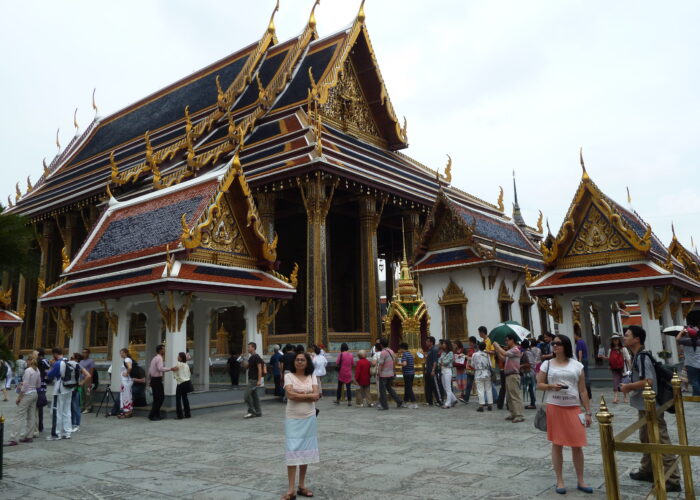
{"left": 79, "top": 358, "right": 95, "bottom": 379}
{"left": 401, "top": 351, "right": 415, "bottom": 375}
{"left": 284, "top": 373, "right": 318, "bottom": 419}
{"left": 336, "top": 351, "right": 354, "bottom": 384}
{"left": 503, "top": 347, "right": 522, "bottom": 375}
{"left": 312, "top": 354, "right": 327, "bottom": 376}
{"left": 425, "top": 345, "right": 439, "bottom": 371}
{"left": 270, "top": 352, "right": 283, "bottom": 376}
{"left": 575, "top": 339, "right": 588, "bottom": 362}
{"left": 247, "top": 353, "right": 263, "bottom": 380}
{"left": 541, "top": 359, "right": 583, "bottom": 406}
{"left": 483, "top": 337, "right": 496, "bottom": 367}
{"left": 378, "top": 349, "right": 396, "bottom": 378}
{"left": 630, "top": 351, "right": 658, "bottom": 411}
{"left": 679, "top": 339, "right": 700, "bottom": 369}
{"left": 355, "top": 358, "right": 371, "bottom": 386}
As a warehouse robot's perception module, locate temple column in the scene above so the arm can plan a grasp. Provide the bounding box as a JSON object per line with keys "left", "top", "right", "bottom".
{"left": 243, "top": 298, "right": 261, "bottom": 348}
{"left": 597, "top": 300, "right": 615, "bottom": 353}
{"left": 68, "top": 305, "right": 88, "bottom": 355}
{"left": 557, "top": 295, "right": 576, "bottom": 340}
{"left": 403, "top": 210, "right": 420, "bottom": 263}
{"left": 579, "top": 299, "right": 594, "bottom": 363}
{"left": 255, "top": 192, "right": 276, "bottom": 245}
{"left": 193, "top": 302, "right": 211, "bottom": 390}
{"left": 33, "top": 221, "right": 52, "bottom": 349}
{"left": 662, "top": 301, "right": 679, "bottom": 364}
{"left": 143, "top": 306, "right": 162, "bottom": 369}
{"left": 156, "top": 293, "right": 191, "bottom": 396}
{"left": 637, "top": 288, "right": 663, "bottom": 358}
{"left": 359, "top": 195, "right": 382, "bottom": 338}
{"left": 13, "top": 275, "right": 26, "bottom": 354}
{"left": 298, "top": 175, "right": 337, "bottom": 347}
{"left": 110, "top": 303, "right": 130, "bottom": 392}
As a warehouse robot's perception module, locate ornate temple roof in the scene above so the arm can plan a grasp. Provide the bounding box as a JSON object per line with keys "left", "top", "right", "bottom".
{"left": 413, "top": 190, "right": 544, "bottom": 273}
{"left": 529, "top": 162, "right": 700, "bottom": 296}
{"left": 0, "top": 309, "right": 23, "bottom": 327}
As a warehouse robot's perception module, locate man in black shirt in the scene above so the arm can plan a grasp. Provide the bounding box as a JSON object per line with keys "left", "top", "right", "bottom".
{"left": 243, "top": 342, "right": 264, "bottom": 418}
{"left": 423, "top": 336, "right": 443, "bottom": 406}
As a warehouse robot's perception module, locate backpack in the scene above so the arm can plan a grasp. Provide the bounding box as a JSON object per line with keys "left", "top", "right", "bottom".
{"left": 637, "top": 351, "right": 675, "bottom": 414}
{"left": 609, "top": 349, "right": 624, "bottom": 370}
{"left": 62, "top": 360, "right": 80, "bottom": 389}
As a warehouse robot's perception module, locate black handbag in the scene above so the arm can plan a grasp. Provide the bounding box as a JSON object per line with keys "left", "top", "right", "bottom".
{"left": 534, "top": 361, "right": 548, "bottom": 432}
{"left": 182, "top": 380, "right": 194, "bottom": 394}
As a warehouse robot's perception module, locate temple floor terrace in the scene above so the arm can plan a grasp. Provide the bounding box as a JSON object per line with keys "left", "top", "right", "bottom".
{"left": 0, "top": 388, "right": 698, "bottom": 499}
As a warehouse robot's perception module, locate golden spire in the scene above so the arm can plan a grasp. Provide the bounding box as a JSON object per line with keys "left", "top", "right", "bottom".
{"left": 444, "top": 154, "right": 452, "bottom": 184}
{"left": 267, "top": 0, "right": 280, "bottom": 36}
{"left": 56, "top": 128, "right": 61, "bottom": 150}
{"left": 671, "top": 221, "right": 676, "bottom": 239}
{"left": 26, "top": 176, "right": 33, "bottom": 193}
{"left": 92, "top": 88, "right": 98, "bottom": 116}
{"left": 308, "top": 0, "right": 320, "bottom": 31}
{"left": 15, "top": 182, "right": 21, "bottom": 202}
{"left": 536, "top": 210, "right": 543, "bottom": 234}
{"left": 401, "top": 217, "right": 407, "bottom": 263}
{"left": 579, "top": 146, "right": 588, "bottom": 180}
{"left": 396, "top": 218, "right": 417, "bottom": 300}
{"left": 626, "top": 186, "right": 632, "bottom": 205}
{"left": 497, "top": 186, "right": 504, "bottom": 211}
{"left": 7, "top": 195, "right": 12, "bottom": 208}
{"left": 73, "top": 107, "right": 79, "bottom": 132}
{"left": 43, "top": 157, "right": 50, "bottom": 177}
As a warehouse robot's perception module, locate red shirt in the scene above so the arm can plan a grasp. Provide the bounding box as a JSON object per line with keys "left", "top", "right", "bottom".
{"left": 355, "top": 358, "right": 371, "bottom": 386}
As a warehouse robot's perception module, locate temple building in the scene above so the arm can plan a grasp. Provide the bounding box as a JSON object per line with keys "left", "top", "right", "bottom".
{"left": 2, "top": 2, "right": 517, "bottom": 387}
{"left": 527, "top": 156, "right": 700, "bottom": 365}
{"left": 412, "top": 177, "right": 548, "bottom": 341}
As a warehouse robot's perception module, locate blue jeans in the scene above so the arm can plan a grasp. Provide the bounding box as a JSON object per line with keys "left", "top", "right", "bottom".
{"left": 71, "top": 390, "right": 81, "bottom": 426}
{"left": 687, "top": 365, "right": 700, "bottom": 396}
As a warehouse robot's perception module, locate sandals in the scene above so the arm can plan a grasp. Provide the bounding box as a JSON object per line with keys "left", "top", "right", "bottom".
{"left": 297, "top": 487, "right": 314, "bottom": 497}
{"left": 280, "top": 493, "right": 296, "bottom": 500}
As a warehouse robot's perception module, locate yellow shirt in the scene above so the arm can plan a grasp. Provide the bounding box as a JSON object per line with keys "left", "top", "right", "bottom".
{"left": 174, "top": 362, "right": 191, "bottom": 384}
{"left": 483, "top": 337, "right": 496, "bottom": 367}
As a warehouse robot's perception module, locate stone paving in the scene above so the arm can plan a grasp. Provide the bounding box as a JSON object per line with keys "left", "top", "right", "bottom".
{"left": 0, "top": 388, "right": 698, "bottom": 499}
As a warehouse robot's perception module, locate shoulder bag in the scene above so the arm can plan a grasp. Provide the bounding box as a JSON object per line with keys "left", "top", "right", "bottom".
{"left": 534, "top": 360, "right": 548, "bottom": 432}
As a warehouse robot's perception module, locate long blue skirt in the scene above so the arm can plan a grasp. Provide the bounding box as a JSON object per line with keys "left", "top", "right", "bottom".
{"left": 285, "top": 416, "right": 319, "bottom": 466}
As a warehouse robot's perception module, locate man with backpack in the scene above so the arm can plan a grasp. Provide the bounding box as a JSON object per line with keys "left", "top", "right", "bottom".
{"left": 45, "top": 347, "right": 84, "bottom": 440}
{"left": 620, "top": 325, "right": 681, "bottom": 492}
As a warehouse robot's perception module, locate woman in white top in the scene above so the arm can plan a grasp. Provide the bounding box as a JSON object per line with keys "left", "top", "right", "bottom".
{"left": 118, "top": 348, "right": 134, "bottom": 418}
{"left": 282, "top": 352, "right": 320, "bottom": 500}
{"left": 536, "top": 335, "right": 593, "bottom": 495}
{"left": 172, "top": 352, "right": 192, "bottom": 419}
{"left": 311, "top": 345, "right": 327, "bottom": 398}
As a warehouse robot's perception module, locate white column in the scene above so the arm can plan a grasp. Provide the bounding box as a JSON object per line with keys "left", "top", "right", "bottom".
{"left": 638, "top": 288, "right": 663, "bottom": 358}
{"left": 579, "top": 299, "right": 594, "bottom": 363}
{"left": 557, "top": 295, "right": 575, "bottom": 340}
{"left": 68, "top": 305, "right": 88, "bottom": 355}
{"left": 662, "top": 302, "right": 679, "bottom": 364}
{"left": 244, "top": 299, "right": 261, "bottom": 349}
{"left": 144, "top": 306, "right": 161, "bottom": 369}
{"left": 597, "top": 300, "right": 614, "bottom": 353}
{"left": 162, "top": 294, "right": 190, "bottom": 396}
{"left": 110, "top": 303, "right": 130, "bottom": 392}
{"left": 193, "top": 303, "right": 211, "bottom": 390}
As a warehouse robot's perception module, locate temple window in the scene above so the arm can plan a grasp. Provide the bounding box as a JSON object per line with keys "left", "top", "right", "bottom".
{"left": 519, "top": 286, "right": 534, "bottom": 331}
{"left": 538, "top": 305, "right": 549, "bottom": 334}
{"left": 88, "top": 311, "right": 109, "bottom": 347}
{"left": 498, "top": 281, "right": 514, "bottom": 323}
{"left": 129, "top": 313, "right": 147, "bottom": 345}
{"left": 439, "top": 279, "right": 468, "bottom": 340}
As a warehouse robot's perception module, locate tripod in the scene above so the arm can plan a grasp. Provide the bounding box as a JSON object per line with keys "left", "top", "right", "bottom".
{"left": 96, "top": 385, "right": 116, "bottom": 417}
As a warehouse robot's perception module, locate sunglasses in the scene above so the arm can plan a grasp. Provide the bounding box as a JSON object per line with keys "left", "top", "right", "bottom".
{"left": 551, "top": 341, "right": 563, "bottom": 346}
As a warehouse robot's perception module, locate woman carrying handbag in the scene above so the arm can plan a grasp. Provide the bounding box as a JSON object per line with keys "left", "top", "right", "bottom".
{"left": 172, "top": 352, "right": 193, "bottom": 419}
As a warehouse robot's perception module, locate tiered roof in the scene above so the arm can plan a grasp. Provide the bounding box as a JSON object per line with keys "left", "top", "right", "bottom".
{"left": 413, "top": 190, "right": 544, "bottom": 273}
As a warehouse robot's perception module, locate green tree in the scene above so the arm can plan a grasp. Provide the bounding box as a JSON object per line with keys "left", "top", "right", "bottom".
{"left": 0, "top": 204, "right": 38, "bottom": 279}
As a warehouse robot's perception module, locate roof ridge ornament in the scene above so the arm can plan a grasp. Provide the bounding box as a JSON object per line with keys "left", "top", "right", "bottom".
{"left": 579, "top": 146, "right": 588, "bottom": 180}
{"left": 308, "top": 0, "right": 320, "bottom": 32}
{"left": 496, "top": 186, "right": 504, "bottom": 212}
{"left": 357, "top": 0, "right": 366, "bottom": 24}
{"left": 43, "top": 157, "right": 50, "bottom": 178}
{"left": 73, "top": 108, "right": 79, "bottom": 134}
{"left": 536, "top": 210, "right": 543, "bottom": 234}
{"left": 444, "top": 154, "right": 452, "bottom": 184}
{"left": 92, "top": 88, "right": 99, "bottom": 117}
{"left": 267, "top": 0, "right": 280, "bottom": 38}
{"left": 56, "top": 128, "right": 61, "bottom": 151}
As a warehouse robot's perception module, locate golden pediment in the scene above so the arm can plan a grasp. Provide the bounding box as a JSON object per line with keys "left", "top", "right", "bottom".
{"left": 428, "top": 208, "right": 473, "bottom": 250}
{"left": 566, "top": 204, "right": 632, "bottom": 257}
{"left": 320, "top": 59, "right": 383, "bottom": 144}
{"left": 438, "top": 279, "right": 467, "bottom": 305}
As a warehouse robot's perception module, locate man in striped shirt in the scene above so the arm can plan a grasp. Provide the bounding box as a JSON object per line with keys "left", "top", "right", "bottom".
{"left": 399, "top": 343, "right": 417, "bottom": 409}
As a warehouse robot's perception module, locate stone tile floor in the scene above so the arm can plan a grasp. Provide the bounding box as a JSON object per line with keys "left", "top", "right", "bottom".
{"left": 0, "top": 388, "right": 698, "bottom": 499}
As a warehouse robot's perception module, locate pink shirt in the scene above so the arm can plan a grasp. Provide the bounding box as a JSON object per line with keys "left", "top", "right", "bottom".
{"left": 149, "top": 355, "right": 167, "bottom": 378}
{"left": 378, "top": 349, "right": 396, "bottom": 378}
{"left": 337, "top": 351, "right": 354, "bottom": 383}
{"left": 21, "top": 367, "right": 41, "bottom": 395}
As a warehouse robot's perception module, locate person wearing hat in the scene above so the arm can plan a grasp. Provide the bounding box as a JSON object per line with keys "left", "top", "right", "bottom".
{"left": 598, "top": 334, "right": 631, "bottom": 404}
{"left": 676, "top": 327, "right": 700, "bottom": 396}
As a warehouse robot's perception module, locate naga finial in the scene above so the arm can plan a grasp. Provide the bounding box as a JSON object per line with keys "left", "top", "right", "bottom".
{"left": 216, "top": 75, "right": 225, "bottom": 110}
{"left": 92, "top": 88, "right": 98, "bottom": 116}
{"left": 290, "top": 262, "right": 299, "bottom": 288}
{"left": 497, "top": 186, "right": 504, "bottom": 211}
{"left": 73, "top": 107, "right": 79, "bottom": 132}
{"left": 308, "top": 0, "right": 320, "bottom": 30}
{"left": 56, "top": 128, "right": 61, "bottom": 150}
{"left": 43, "top": 157, "right": 50, "bottom": 177}
{"left": 109, "top": 151, "right": 119, "bottom": 181}
{"left": 26, "top": 176, "right": 33, "bottom": 193}
{"left": 357, "top": 0, "right": 366, "bottom": 23}
{"left": 546, "top": 217, "right": 552, "bottom": 235}
{"left": 671, "top": 221, "right": 676, "bottom": 239}
{"left": 256, "top": 72, "right": 266, "bottom": 102}
{"left": 15, "top": 182, "right": 21, "bottom": 202}
{"left": 579, "top": 146, "right": 588, "bottom": 180}
{"left": 444, "top": 154, "right": 452, "bottom": 184}
{"left": 7, "top": 195, "right": 13, "bottom": 208}
{"left": 267, "top": 0, "right": 280, "bottom": 35}
{"left": 536, "top": 210, "right": 543, "bottom": 234}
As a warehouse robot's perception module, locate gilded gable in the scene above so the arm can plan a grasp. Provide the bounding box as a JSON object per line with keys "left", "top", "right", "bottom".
{"left": 428, "top": 208, "right": 473, "bottom": 250}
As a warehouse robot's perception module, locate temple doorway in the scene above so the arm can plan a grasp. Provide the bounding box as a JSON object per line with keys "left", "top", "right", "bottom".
{"left": 216, "top": 306, "right": 246, "bottom": 356}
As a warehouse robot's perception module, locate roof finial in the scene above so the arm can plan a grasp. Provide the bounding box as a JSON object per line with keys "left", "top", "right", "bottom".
{"left": 55, "top": 128, "right": 61, "bottom": 150}
{"left": 92, "top": 88, "right": 98, "bottom": 116}
{"left": 401, "top": 217, "right": 407, "bottom": 263}
{"left": 512, "top": 169, "right": 519, "bottom": 204}
{"left": 444, "top": 154, "right": 452, "bottom": 183}
{"left": 579, "top": 147, "right": 588, "bottom": 179}
{"left": 671, "top": 221, "right": 676, "bottom": 238}
{"left": 73, "top": 107, "right": 79, "bottom": 133}
{"left": 496, "top": 186, "right": 504, "bottom": 211}
{"left": 308, "top": 0, "right": 320, "bottom": 31}
{"left": 546, "top": 217, "right": 552, "bottom": 235}
{"left": 536, "top": 210, "right": 543, "bottom": 234}
{"left": 267, "top": 0, "right": 280, "bottom": 35}
{"left": 626, "top": 186, "right": 632, "bottom": 205}
{"left": 43, "top": 157, "right": 50, "bottom": 177}
{"left": 357, "top": 0, "right": 366, "bottom": 24}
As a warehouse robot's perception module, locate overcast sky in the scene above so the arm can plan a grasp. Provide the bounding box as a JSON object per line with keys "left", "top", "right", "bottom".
{"left": 1, "top": 0, "right": 698, "bottom": 250}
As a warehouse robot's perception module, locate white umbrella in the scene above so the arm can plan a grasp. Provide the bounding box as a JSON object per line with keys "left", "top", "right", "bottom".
{"left": 662, "top": 325, "right": 684, "bottom": 336}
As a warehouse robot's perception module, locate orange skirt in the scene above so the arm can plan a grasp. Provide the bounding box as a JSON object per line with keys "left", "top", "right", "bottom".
{"left": 546, "top": 404, "right": 587, "bottom": 447}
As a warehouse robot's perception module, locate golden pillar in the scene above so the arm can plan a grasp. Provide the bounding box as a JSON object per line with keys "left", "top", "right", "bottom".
{"left": 255, "top": 192, "right": 276, "bottom": 245}
{"left": 403, "top": 210, "right": 420, "bottom": 262}
{"left": 298, "top": 174, "right": 337, "bottom": 347}
{"left": 595, "top": 396, "right": 620, "bottom": 499}
{"left": 359, "top": 195, "right": 382, "bottom": 338}
{"left": 643, "top": 383, "right": 667, "bottom": 500}
{"left": 33, "top": 221, "right": 52, "bottom": 349}
{"left": 216, "top": 322, "right": 230, "bottom": 355}
{"left": 671, "top": 373, "right": 694, "bottom": 494}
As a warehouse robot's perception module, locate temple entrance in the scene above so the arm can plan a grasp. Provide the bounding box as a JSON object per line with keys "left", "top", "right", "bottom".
{"left": 216, "top": 306, "right": 246, "bottom": 356}
{"left": 390, "top": 315, "right": 401, "bottom": 351}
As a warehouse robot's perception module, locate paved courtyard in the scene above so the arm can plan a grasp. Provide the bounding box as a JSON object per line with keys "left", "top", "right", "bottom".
{"left": 0, "top": 388, "right": 698, "bottom": 500}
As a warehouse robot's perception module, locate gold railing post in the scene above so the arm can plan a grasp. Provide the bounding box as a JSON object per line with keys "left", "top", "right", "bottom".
{"left": 596, "top": 396, "right": 620, "bottom": 500}
{"left": 671, "top": 372, "right": 694, "bottom": 498}
{"left": 643, "top": 382, "right": 667, "bottom": 500}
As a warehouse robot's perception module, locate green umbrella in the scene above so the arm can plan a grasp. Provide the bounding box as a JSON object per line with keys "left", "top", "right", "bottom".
{"left": 488, "top": 321, "right": 530, "bottom": 346}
